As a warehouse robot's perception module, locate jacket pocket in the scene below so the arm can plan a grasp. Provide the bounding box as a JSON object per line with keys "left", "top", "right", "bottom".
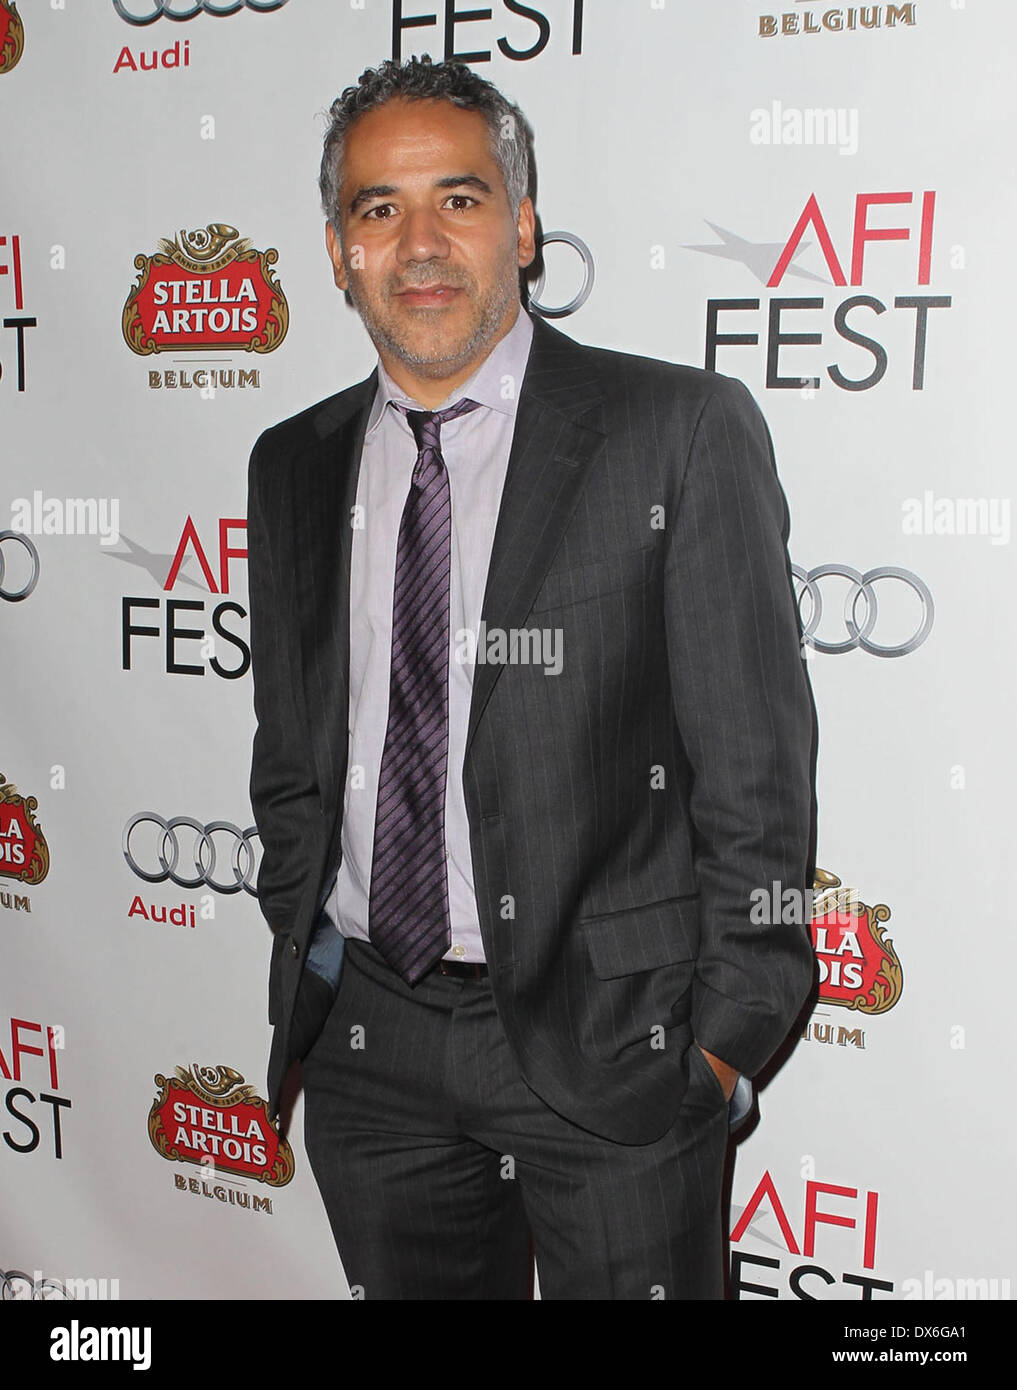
{"left": 578, "top": 894, "right": 700, "bottom": 979}
{"left": 682, "top": 1037, "right": 730, "bottom": 1115}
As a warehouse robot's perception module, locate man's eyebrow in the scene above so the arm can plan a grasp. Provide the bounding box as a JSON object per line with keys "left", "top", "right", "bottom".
{"left": 435, "top": 174, "right": 494, "bottom": 196}
{"left": 348, "top": 174, "right": 494, "bottom": 216}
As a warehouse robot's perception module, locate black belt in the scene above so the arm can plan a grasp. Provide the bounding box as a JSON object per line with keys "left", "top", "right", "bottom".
{"left": 346, "top": 937, "right": 489, "bottom": 981}
{"left": 435, "top": 957, "right": 489, "bottom": 980}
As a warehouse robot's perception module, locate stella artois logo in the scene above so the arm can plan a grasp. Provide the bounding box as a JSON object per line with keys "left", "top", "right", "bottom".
{"left": 0, "top": 773, "right": 49, "bottom": 885}
{"left": 0, "top": 0, "right": 23, "bottom": 75}
{"left": 122, "top": 224, "right": 288, "bottom": 356}
{"left": 0, "top": 1, "right": 24, "bottom": 75}
{"left": 810, "top": 868, "right": 903, "bottom": 1014}
{"left": 148, "top": 1064, "right": 294, "bottom": 1186}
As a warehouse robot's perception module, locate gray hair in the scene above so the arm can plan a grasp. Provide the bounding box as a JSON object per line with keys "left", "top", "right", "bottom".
{"left": 318, "top": 55, "right": 534, "bottom": 233}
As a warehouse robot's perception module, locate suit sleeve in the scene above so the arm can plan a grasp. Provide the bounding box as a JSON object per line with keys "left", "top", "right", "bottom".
{"left": 247, "top": 435, "right": 324, "bottom": 1017}
{"left": 663, "top": 376, "right": 816, "bottom": 1078}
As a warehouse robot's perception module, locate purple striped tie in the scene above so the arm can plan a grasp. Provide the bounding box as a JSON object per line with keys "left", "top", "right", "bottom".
{"left": 368, "top": 396, "right": 481, "bottom": 983}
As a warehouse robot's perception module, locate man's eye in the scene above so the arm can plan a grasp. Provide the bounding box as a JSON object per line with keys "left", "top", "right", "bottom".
{"left": 363, "top": 195, "right": 477, "bottom": 220}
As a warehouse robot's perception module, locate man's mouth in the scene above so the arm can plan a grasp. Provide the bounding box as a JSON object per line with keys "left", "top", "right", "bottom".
{"left": 396, "top": 285, "right": 462, "bottom": 306}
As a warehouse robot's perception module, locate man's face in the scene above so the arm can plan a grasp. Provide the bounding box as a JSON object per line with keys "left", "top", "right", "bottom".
{"left": 325, "top": 96, "right": 535, "bottom": 380}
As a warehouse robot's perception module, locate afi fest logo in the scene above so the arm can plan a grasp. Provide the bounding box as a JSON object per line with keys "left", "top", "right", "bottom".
{"left": 122, "top": 224, "right": 287, "bottom": 388}
{"left": 0, "top": 1015, "right": 71, "bottom": 1160}
{"left": 117, "top": 513, "right": 249, "bottom": 678}
{"left": 1, "top": 231, "right": 38, "bottom": 394}
{"left": 0, "top": 1, "right": 23, "bottom": 75}
{"left": 692, "top": 189, "right": 952, "bottom": 392}
{"left": 731, "top": 1169, "right": 891, "bottom": 1299}
{"left": 389, "top": 0, "right": 585, "bottom": 63}
{"left": 148, "top": 1064, "right": 293, "bottom": 1214}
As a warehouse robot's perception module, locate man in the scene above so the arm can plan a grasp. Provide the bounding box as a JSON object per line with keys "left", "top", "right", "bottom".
{"left": 247, "top": 55, "right": 816, "bottom": 1300}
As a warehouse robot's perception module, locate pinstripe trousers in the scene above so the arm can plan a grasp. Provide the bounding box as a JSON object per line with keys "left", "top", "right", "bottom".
{"left": 300, "top": 938, "right": 730, "bottom": 1300}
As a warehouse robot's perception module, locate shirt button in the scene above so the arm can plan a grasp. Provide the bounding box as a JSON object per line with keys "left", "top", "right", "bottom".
{"left": 451, "top": 944, "right": 466, "bottom": 959}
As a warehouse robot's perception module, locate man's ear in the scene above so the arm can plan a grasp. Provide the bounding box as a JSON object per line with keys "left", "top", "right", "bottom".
{"left": 515, "top": 196, "right": 537, "bottom": 272}
{"left": 325, "top": 220, "right": 348, "bottom": 292}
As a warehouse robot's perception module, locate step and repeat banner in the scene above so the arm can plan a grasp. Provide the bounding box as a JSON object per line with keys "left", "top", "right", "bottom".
{"left": 2, "top": 1, "right": 1013, "bottom": 1301}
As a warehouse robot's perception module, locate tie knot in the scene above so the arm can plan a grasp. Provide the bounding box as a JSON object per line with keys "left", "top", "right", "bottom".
{"left": 396, "top": 396, "right": 480, "bottom": 452}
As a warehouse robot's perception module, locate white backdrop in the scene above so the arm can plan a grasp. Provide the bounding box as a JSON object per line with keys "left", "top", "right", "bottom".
{"left": 2, "top": 0, "right": 1014, "bottom": 1301}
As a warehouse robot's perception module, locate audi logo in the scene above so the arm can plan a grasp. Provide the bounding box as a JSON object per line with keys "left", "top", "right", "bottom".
{"left": 113, "top": 0, "right": 288, "bottom": 24}
{"left": 0, "top": 531, "right": 40, "bottom": 601}
{"left": 792, "top": 564, "right": 934, "bottom": 657}
{"left": 123, "top": 814, "right": 260, "bottom": 894}
{"left": 1, "top": 1269, "right": 72, "bottom": 1300}
{"left": 530, "top": 231, "right": 595, "bottom": 319}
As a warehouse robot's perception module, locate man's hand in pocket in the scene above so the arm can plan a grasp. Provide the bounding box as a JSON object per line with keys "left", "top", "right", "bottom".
{"left": 697, "top": 1044, "right": 739, "bottom": 1102}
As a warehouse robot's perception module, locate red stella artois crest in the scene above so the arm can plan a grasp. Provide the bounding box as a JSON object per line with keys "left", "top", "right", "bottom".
{"left": 122, "top": 224, "right": 288, "bottom": 356}
{"left": 0, "top": 1, "right": 25, "bottom": 75}
{"left": 810, "top": 868, "right": 903, "bottom": 1015}
{"left": 148, "top": 1064, "right": 294, "bottom": 1186}
{"left": 0, "top": 773, "right": 50, "bottom": 885}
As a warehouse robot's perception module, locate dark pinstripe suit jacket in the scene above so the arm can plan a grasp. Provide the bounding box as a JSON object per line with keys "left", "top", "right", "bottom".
{"left": 247, "top": 308, "right": 817, "bottom": 1143}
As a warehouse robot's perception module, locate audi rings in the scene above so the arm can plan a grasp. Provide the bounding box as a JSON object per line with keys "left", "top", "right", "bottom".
{"left": 122, "top": 814, "right": 260, "bottom": 894}
{"left": 0, "top": 531, "right": 40, "bottom": 601}
{"left": 1, "top": 1268, "right": 72, "bottom": 1300}
{"left": 113, "top": 0, "right": 287, "bottom": 24}
{"left": 792, "top": 564, "right": 934, "bottom": 657}
{"left": 530, "top": 231, "right": 595, "bottom": 318}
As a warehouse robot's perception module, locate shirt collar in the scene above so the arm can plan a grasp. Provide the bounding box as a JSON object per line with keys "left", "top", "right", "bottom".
{"left": 364, "top": 303, "right": 534, "bottom": 437}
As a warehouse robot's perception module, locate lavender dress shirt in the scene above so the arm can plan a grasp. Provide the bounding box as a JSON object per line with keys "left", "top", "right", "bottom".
{"left": 319, "top": 305, "right": 534, "bottom": 965}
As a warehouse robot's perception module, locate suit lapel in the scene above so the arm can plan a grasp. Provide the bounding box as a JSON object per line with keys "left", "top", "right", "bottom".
{"left": 465, "top": 312, "right": 607, "bottom": 757}
{"left": 294, "top": 310, "right": 608, "bottom": 816}
{"left": 293, "top": 373, "right": 376, "bottom": 816}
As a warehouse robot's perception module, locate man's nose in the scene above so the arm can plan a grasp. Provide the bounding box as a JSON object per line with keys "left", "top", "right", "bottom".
{"left": 397, "top": 205, "right": 451, "bottom": 266}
